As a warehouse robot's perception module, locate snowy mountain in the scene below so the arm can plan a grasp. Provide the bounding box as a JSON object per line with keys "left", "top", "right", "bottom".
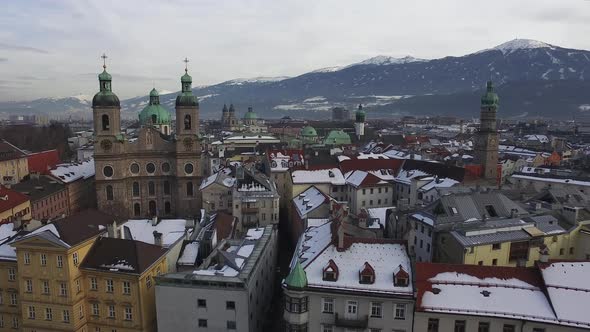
{"left": 3, "top": 39, "right": 590, "bottom": 120}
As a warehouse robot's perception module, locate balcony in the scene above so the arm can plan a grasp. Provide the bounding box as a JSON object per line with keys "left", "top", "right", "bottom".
{"left": 241, "top": 207, "right": 259, "bottom": 214}
{"left": 334, "top": 313, "right": 368, "bottom": 329}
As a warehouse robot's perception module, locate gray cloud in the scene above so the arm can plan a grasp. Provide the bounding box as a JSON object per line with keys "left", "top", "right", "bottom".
{"left": 0, "top": 58, "right": 7, "bottom": 62}
{"left": 0, "top": 43, "right": 49, "bottom": 54}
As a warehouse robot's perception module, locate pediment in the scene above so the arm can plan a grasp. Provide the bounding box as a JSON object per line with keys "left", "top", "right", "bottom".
{"left": 12, "top": 234, "right": 69, "bottom": 249}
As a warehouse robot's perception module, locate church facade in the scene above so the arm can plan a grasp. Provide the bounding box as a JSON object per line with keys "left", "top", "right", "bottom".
{"left": 93, "top": 59, "right": 202, "bottom": 219}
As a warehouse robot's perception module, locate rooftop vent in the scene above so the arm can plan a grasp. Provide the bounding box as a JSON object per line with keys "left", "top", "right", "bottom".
{"left": 431, "top": 287, "right": 441, "bottom": 295}
{"left": 481, "top": 290, "right": 491, "bottom": 297}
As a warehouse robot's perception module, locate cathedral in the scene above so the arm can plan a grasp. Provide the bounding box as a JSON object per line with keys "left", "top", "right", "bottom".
{"left": 475, "top": 80, "right": 499, "bottom": 181}
{"left": 93, "top": 57, "right": 202, "bottom": 219}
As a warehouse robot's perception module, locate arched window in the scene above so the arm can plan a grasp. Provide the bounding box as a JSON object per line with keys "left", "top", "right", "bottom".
{"left": 106, "top": 185, "right": 113, "bottom": 201}
{"left": 149, "top": 200, "right": 157, "bottom": 216}
{"left": 164, "top": 126, "right": 169, "bottom": 135}
{"left": 163, "top": 181, "right": 170, "bottom": 195}
{"left": 148, "top": 181, "right": 155, "bottom": 196}
{"left": 184, "top": 114, "right": 191, "bottom": 130}
{"left": 164, "top": 201, "right": 171, "bottom": 214}
{"left": 102, "top": 114, "right": 110, "bottom": 131}
{"left": 186, "top": 182, "right": 194, "bottom": 196}
{"left": 132, "top": 182, "right": 140, "bottom": 197}
{"left": 151, "top": 114, "right": 157, "bottom": 124}
{"left": 134, "top": 203, "right": 141, "bottom": 217}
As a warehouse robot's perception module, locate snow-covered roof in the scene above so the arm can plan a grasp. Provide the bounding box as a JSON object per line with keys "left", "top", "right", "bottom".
{"left": 292, "top": 186, "right": 328, "bottom": 219}
{"left": 411, "top": 213, "right": 435, "bottom": 227}
{"left": 394, "top": 169, "right": 429, "bottom": 184}
{"left": 245, "top": 227, "right": 265, "bottom": 240}
{"left": 50, "top": 158, "right": 95, "bottom": 184}
{"left": 419, "top": 177, "right": 459, "bottom": 192}
{"left": 304, "top": 241, "right": 413, "bottom": 295}
{"left": 345, "top": 170, "right": 389, "bottom": 188}
{"left": 177, "top": 241, "right": 199, "bottom": 266}
{"left": 291, "top": 168, "right": 345, "bottom": 185}
{"left": 0, "top": 223, "right": 19, "bottom": 261}
{"left": 511, "top": 174, "right": 590, "bottom": 187}
{"left": 123, "top": 219, "right": 189, "bottom": 248}
{"left": 199, "top": 169, "right": 235, "bottom": 190}
{"left": 540, "top": 262, "right": 590, "bottom": 327}
{"left": 524, "top": 134, "right": 549, "bottom": 143}
{"left": 295, "top": 221, "right": 333, "bottom": 266}
{"left": 367, "top": 207, "right": 394, "bottom": 229}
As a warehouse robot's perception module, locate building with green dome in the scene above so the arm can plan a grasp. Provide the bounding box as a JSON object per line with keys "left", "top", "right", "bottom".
{"left": 300, "top": 125, "right": 318, "bottom": 144}
{"left": 324, "top": 130, "right": 352, "bottom": 146}
{"left": 240, "top": 106, "right": 267, "bottom": 133}
{"left": 138, "top": 88, "right": 171, "bottom": 135}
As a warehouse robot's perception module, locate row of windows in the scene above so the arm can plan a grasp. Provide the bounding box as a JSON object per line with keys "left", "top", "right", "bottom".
{"left": 89, "top": 277, "right": 132, "bottom": 294}
{"left": 321, "top": 298, "right": 407, "bottom": 320}
{"left": 427, "top": 318, "right": 547, "bottom": 332}
{"left": 0, "top": 315, "right": 19, "bottom": 329}
{"left": 23, "top": 279, "right": 70, "bottom": 296}
{"left": 197, "top": 299, "right": 236, "bottom": 310}
{"left": 197, "top": 318, "right": 236, "bottom": 330}
{"left": 103, "top": 162, "right": 194, "bottom": 178}
{"left": 26, "top": 306, "right": 70, "bottom": 323}
{"left": 21, "top": 252, "right": 75, "bottom": 267}
{"left": 360, "top": 198, "right": 389, "bottom": 207}
{"left": 0, "top": 292, "right": 19, "bottom": 305}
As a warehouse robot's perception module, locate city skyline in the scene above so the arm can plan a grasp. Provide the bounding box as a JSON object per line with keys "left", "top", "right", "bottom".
{"left": 1, "top": 0, "right": 590, "bottom": 101}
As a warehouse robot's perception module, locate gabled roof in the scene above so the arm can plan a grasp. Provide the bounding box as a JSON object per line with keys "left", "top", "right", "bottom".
{"left": 80, "top": 237, "right": 167, "bottom": 275}
{"left": 291, "top": 167, "right": 345, "bottom": 185}
{"left": 346, "top": 170, "right": 389, "bottom": 188}
{"left": 0, "top": 185, "right": 30, "bottom": 213}
{"left": 292, "top": 186, "right": 329, "bottom": 219}
{"left": 0, "top": 140, "right": 27, "bottom": 161}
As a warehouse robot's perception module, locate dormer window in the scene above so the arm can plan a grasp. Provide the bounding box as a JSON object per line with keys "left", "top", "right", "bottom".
{"left": 322, "top": 259, "right": 339, "bottom": 282}
{"left": 394, "top": 264, "right": 409, "bottom": 287}
{"left": 359, "top": 262, "right": 375, "bottom": 284}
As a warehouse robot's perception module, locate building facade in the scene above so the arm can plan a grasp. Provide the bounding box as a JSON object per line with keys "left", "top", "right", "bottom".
{"left": 12, "top": 175, "right": 68, "bottom": 220}
{"left": 92, "top": 60, "right": 202, "bottom": 219}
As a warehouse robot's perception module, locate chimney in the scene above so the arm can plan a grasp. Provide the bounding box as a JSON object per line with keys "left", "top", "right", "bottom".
{"left": 539, "top": 245, "right": 550, "bottom": 263}
{"left": 510, "top": 208, "right": 517, "bottom": 218}
{"left": 562, "top": 206, "right": 580, "bottom": 225}
{"left": 153, "top": 231, "right": 163, "bottom": 246}
{"left": 337, "top": 221, "right": 345, "bottom": 250}
{"left": 107, "top": 221, "right": 118, "bottom": 238}
{"left": 151, "top": 216, "right": 158, "bottom": 226}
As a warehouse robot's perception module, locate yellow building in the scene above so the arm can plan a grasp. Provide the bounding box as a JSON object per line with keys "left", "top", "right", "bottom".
{"left": 0, "top": 186, "right": 31, "bottom": 225}
{"left": 9, "top": 209, "right": 166, "bottom": 332}
{"left": 438, "top": 214, "right": 582, "bottom": 267}
{"left": 0, "top": 223, "right": 21, "bottom": 331}
{"left": 0, "top": 141, "right": 29, "bottom": 186}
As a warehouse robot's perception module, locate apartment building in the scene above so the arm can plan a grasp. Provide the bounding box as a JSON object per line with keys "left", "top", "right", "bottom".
{"left": 12, "top": 175, "right": 69, "bottom": 220}
{"left": 49, "top": 159, "right": 96, "bottom": 214}
{"left": 0, "top": 141, "right": 29, "bottom": 186}
{"left": 0, "top": 186, "right": 31, "bottom": 224}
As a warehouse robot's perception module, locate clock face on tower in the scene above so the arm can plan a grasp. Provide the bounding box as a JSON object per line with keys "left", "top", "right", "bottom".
{"left": 183, "top": 137, "right": 193, "bottom": 148}
{"left": 100, "top": 139, "right": 112, "bottom": 151}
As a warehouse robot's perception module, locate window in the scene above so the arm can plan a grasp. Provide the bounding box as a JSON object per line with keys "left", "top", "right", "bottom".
{"left": 322, "top": 325, "right": 333, "bottom": 332}
{"left": 184, "top": 115, "right": 192, "bottom": 130}
{"left": 197, "top": 299, "right": 206, "bottom": 308}
{"left": 226, "top": 320, "right": 236, "bottom": 330}
{"left": 106, "top": 279, "right": 114, "bottom": 293}
{"left": 186, "top": 182, "right": 194, "bottom": 196}
{"left": 322, "top": 298, "right": 334, "bottom": 313}
{"left": 148, "top": 181, "right": 155, "bottom": 196}
{"left": 79, "top": 304, "right": 84, "bottom": 318}
{"left": 10, "top": 293, "right": 17, "bottom": 305}
{"left": 492, "top": 243, "right": 501, "bottom": 250}
{"left": 347, "top": 300, "right": 358, "bottom": 316}
{"left": 427, "top": 243, "right": 431, "bottom": 253}
{"left": 122, "top": 281, "right": 131, "bottom": 295}
{"left": 428, "top": 318, "right": 439, "bottom": 332}
{"left": 146, "top": 276, "right": 152, "bottom": 289}
{"left": 198, "top": 319, "right": 207, "bottom": 327}
{"left": 454, "top": 320, "right": 466, "bottom": 332}
{"left": 130, "top": 163, "right": 140, "bottom": 174}
{"left": 108, "top": 305, "right": 115, "bottom": 318}
{"left": 105, "top": 185, "right": 114, "bottom": 200}
{"left": 395, "top": 303, "right": 406, "bottom": 319}
{"left": 12, "top": 317, "right": 18, "bottom": 329}
{"left": 226, "top": 301, "right": 235, "bottom": 310}
{"left": 492, "top": 259, "right": 498, "bottom": 266}
{"left": 560, "top": 248, "right": 564, "bottom": 255}
{"left": 164, "top": 201, "right": 171, "bottom": 214}
{"left": 62, "top": 310, "right": 70, "bottom": 323}
{"left": 146, "top": 163, "right": 156, "bottom": 174}
{"left": 370, "top": 302, "right": 382, "bottom": 318}
{"left": 57, "top": 255, "right": 63, "bottom": 268}
{"left": 92, "top": 303, "right": 99, "bottom": 316}
{"left": 102, "top": 114, "right": 110, "bottom": 131}
{"left": 24, "top": 252, "right": 30, "bottom": 265}
{"left": 42, "top": 280, "right": 50, "bottom": 294}
{"left": 8, "top": 267, "right": 15, "bottom": 281}
{"left": 285, "top": 296, "right": 308, "bottom": 313}
{"left": 163, "top": 181, "right": 170, "bottom": 195}
{"left": 503, "top": 325, "right": 516, "bottom": 332}
{"left": 45, "top": 308, "right": 53, "bottom": 321}
{"left": 132, "top": 182, "right": 140, "bottom": 197}
{"left": 73, "top": 252, "right": 79, "bottom": 265}
{"left": 76, "top": 279, "right": 81, "bottom": 293}
{"left": 25, "top": 279, "right": 33, "bottom": 293}
{"left": 60, "top": 282, "right": 68, "bottom": 296}
{"left": 570, "top": 247, "right": 574, "bottom": 255}
{"left": 134, "top": 203, "right": 141, "bottom": 217}
{"left": 103, "top": 166, "right": 114, "bottom": 178}
{"left": 90, "top": 277, "right": 98, "bottom": 290}
{"left": 478, "top": 322, "right": 490, "bottom": 332}
{"left": 161, "top": 162, "right": 171, "bottom": 173}
{"left": 124, "top": 307, "right": 132, "bottom": 321}
{"left": 28, "top": 306, "right": 35, "bottom": 319}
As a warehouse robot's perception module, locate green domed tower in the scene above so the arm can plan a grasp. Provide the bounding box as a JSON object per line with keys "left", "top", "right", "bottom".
{"left": 300, "top": 125, "right": 318, "bottom": 144}
{"left": 139, "top": 88, "right": 171, "bottom": 135}
{"left": 354, "top": 104, "right": 366, "bottom": 139}
{"left": 243, "top": 106, "right": 258, "bottom": 125}
{"left": 92, "top": 54, "right": 121, "bottom": 141}
{"left": 475, "top": 80, "right": 499, "bottom": 181}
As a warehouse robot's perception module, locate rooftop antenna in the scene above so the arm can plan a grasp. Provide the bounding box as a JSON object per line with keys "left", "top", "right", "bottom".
{"left": 101, "top": 53, "right": 108, "bottom": 69}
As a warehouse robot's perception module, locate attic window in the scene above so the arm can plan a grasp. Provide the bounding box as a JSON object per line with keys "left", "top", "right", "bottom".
{"left": 431, "top": 287, "right": 441, "bottom": 294}
{"left": 323, "top": 259, "right": 339, "bottom": 282}
{"left": 485, "top": 205, "right": 498, "bottom": 217}
{"left": 394, "top": 265, "right": 409, "bottom": 287}
{"left": 328, "top": 171, "right": 335, "bottom": 178}
{"left": 449, "top": 207, "right": 458, "bottom": 216}
{"left": 359, "top": 262, "right": 375, "bottom": 284}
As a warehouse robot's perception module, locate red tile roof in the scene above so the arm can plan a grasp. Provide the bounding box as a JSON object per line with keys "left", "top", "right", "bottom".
{"left": 27, "top": 150, "right": 60, "bottom": 174}
{"left": 0, "top": 185, "right": 30, "bottom": 213}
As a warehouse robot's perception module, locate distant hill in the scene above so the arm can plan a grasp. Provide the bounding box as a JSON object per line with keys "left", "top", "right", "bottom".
{"left": 3, "top": 39, "right": 590, "bottom": 120}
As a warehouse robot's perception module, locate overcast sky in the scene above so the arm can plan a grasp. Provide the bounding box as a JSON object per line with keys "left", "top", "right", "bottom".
{"left": 1, "top": 0, "right": 589, "bottom": 101}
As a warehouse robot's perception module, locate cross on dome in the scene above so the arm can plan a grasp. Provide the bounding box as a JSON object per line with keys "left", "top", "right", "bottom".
{"left": 101, "top": 53, "right": 108, "bottom": 69}
{"left": 183, "top": 57, "right": 189, "bottom": 73}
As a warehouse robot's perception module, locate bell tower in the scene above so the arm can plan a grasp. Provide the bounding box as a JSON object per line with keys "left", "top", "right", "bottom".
{"left": 175, "top": 57, "right": 201, "bottom": 217}
{"left": 93, "top": 54, "right": 121, "bottom": 144}
{"left": 475, "top": 81, "right": 499, "bottom": 181}
{"left": 354, "top": 104, "right": 366, "bottom": 140}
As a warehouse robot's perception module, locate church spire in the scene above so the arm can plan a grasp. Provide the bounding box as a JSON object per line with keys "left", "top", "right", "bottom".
{"left": 98, "top": 53, "right": 112, "bottom": 92}
{"left": 176, "top": 57, "right": 197, "bottom": 107}
{"left": 481, "top": 80, "right": 499, "bottom": 111}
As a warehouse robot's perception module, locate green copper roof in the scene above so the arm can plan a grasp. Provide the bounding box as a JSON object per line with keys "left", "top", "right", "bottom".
{"left": 98, "top": 69, "right": 112, "bottom": 81}
{"left": 139, "top": 104, "right": 171, "bottom": 125}
{"left": 92, "top": 91, "right": 120, "bottom": 108}
{"left": 481, "top": 81, "right": 499, "bottom": 109}
{"left": 355, "top": 104, "right": 366, "bottom": 122}
{"left": 300, "top": 126, "right": 318, "bottom": 137}
{"left": 244, "top": 107, "right": 258, "bottom": 120}
{"left": 324, "top": 130, "right": 352, "bottom": 145}
{"left": 149, "top": 88, "right": 159, "bottom": 97}
{"left": 285, "top": 260, "right": 307, "bottom": 289}
{"left": 181, "top": 72, "right": 192, "bottom": 83}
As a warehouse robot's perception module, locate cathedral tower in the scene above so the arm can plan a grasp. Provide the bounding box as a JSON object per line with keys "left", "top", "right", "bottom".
{"left": 475, "top": 81, "right": 499, "bottom": 181}
{"left": 175, "top": 58, "right": 201, "bottom": 216}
